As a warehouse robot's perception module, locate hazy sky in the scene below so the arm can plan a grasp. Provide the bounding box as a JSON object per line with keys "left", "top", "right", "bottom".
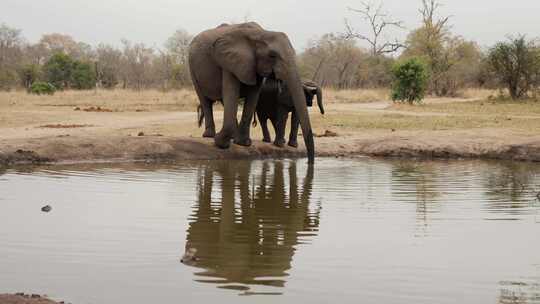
{"left": 3, "top": 0, "right": 540, "bottom": 50}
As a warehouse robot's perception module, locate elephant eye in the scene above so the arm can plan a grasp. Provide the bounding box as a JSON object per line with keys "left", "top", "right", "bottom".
{"left": 268, "top": 50, "right": 279, "bottom": 59}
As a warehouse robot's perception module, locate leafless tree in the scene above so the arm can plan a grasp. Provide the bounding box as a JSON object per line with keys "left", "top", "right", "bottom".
{"left": 419, "top": 0, "right": 450, "bottom": 35}
{"left": 344, "top": 1, "right": 405, "bottom": 56}
{"left": 0, "top": 23, "right": 24, "bottom": 89}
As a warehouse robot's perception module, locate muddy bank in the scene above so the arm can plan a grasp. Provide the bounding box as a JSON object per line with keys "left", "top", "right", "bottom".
{"left": 0, "top": 135, "right": 304, "bottom": 166}
{"left": 0, "top": 294, "right": 63, "bottom": 304}
{"left": 2, "top": 132, "right": 540, "bottom": 167}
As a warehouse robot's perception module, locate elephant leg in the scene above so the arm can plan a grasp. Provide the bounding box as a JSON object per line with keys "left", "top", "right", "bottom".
{"left": 288, "top": 110, "right": 299, "bottom": 148}
{"left": 215, "top": 71, "right": 240, "bottom": 149}
{"left": 234, "top": 86, "right": 261, "bottom": 147}
{"left": 201, "top": 98, "right": 216, "bottom": 138}
{"left": 259, "top": 112, "right": 272, "bottom": 143}
{"left": 273, "top": 107, "right": 288, "bottom": 148}
{"left": 194, "top": 85, "right": 216, "bottom": 138}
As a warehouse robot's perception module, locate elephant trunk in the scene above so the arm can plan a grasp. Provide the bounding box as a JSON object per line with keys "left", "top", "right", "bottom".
{"left": 316, "top": 86, "right": 324, "bottom": 115}
{"left": 285, "top": 68, "right": 315, "bottom": 164}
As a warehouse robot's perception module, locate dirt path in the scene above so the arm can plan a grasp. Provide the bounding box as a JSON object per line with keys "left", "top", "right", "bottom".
{"left": 2, "top": 91, "right": 540, "bottom": 167}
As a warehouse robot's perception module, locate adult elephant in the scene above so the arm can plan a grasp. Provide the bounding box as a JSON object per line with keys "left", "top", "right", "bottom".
{"left": 256, "top": 79, "right": 324, "bottom": 148}
{"left": 189, "top": 22, "right": 315, "bottom": 163}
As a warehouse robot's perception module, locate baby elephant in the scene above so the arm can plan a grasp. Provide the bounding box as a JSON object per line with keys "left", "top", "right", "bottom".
{"left": 256, "top": 80, "right": 324, "bottom": 148}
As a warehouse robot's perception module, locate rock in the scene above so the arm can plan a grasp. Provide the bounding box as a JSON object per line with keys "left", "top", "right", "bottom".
{"left": 138, "top": 132, "right": 145, "bottom": 137}
{"left": 41, "top": 205, "right": 52, "bottom": 212}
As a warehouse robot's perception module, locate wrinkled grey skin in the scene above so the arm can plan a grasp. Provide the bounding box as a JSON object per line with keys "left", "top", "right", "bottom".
{"left": 256, "top": 80, "right": 324, "bottom": 148}
{"left": 189, "top": 22, "right": 315, "bottom": 163}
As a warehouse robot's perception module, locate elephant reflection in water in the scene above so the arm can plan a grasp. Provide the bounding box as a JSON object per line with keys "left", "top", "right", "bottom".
{"left": 183, "top": 160, "right": 320, "bottom": 290}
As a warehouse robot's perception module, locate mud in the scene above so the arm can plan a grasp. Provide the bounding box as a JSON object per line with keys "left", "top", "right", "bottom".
{"left": 0, "top": 294, "right": 64, "bottom": 304}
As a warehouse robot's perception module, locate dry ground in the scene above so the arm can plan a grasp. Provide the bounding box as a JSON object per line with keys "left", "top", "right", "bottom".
{"left": 1, "top": 88, "right": 540, "bottom": 165}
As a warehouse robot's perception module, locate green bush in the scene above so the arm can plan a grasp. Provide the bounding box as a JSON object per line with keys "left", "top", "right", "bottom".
{"left": 72, "top": 61, "right": 96, "bottom": 89}
{"left": 391, "top": 58, "right": 429, "bottom": 104}
{"left": 29, "top": 82, "right": 56, "bottom": 95}
{"left": 43, "top": 53, "right": 73, "bottom": 90}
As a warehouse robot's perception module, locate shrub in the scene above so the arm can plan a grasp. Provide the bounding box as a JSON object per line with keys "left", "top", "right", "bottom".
{"left": 391, "top": 58, "right": 429, "bottom": 104}
{"left": 487, "top": 35, "right": 540, "bottom": 100}
{"left": 29, "top": 82, "right": 56, "bottom": 95}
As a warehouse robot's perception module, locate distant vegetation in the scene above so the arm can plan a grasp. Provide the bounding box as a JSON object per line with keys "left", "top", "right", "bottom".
{"left": 0, "top": 0, "right": 539, "bottom": 101}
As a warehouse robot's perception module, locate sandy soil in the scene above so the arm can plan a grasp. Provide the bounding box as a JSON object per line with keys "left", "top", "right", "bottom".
{"left": 1, "top": 89, "right": 540, "bottom": 166}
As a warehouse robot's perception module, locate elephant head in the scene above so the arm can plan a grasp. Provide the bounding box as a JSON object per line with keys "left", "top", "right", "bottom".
{"left": 211, "top": 23, "right": 315, "bottom": 163}
{"left": 303, "top": 81, "right": 324, "bottom": 115}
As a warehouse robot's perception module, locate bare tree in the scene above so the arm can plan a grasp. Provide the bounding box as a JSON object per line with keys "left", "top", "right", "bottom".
{"left": 0, "top": 23, "right": 24, "bottom": 89}
{"left": 164, "top": 29, "right": 192, "bottom": 66}
{"left": 121, "top": 39, "right": 155, "bottom": 90}
{"left": 419, "top": 0, "right": 450, "bottom": 35}
{"left": 344, "top": 1, "right": 405, "bottom": 56}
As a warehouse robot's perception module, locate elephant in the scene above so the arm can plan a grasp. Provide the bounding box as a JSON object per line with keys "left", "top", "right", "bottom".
{"left": 189, "top": 22, "right": 316, "bottom": 163}
{"left": 182, "top": 160, "right": 320, "bottom": 290}
{"left": 256, "top": 79, "right": 324, "bottom": 148}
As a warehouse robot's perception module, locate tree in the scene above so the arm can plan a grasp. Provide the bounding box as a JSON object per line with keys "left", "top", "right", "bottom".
{"left": 39, "top": 33, "right": 79, "bottom": 57}
{"left": 0, "top": 23, "right": 24, "bottom": 90}
{"left": 344, "top": 1, "right": 405, "bottom": 56}
{"left": 488, "top": 36, "right": 540, "bottom": 99}
{"left": 165, "top": 29, "right": 192, "bottom": 66}
{"left": 95, "top": 44, "right": 122, "bottom": 88}
{"left": 161, "top": 29, "right": 193, "bottom": 89}
{"left": 299, "top": 34, "right": 366, "bottom": 88}
{"left": 71, "top": 61, "right": 96, "bottom": 89}
{"left": 391, "top": 58, "right": 429, "bottom": 104}
{"left": 43, "top": 53, "right": 73, "bottom": 89}
{"left": 18, "top": 63, "right": 41, "bottom": 88}
{"left": 121, "top": 40, "right": 155, "bottom": 90}
{"left": 402, "top": 0, "right": 483, "bottom": 96}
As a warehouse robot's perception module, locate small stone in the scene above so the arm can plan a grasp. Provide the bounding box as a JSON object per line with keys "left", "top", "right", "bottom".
{"left": 31, "top": 294, "right": 40, "bottom": 298}
{"left": 138, "top": 132, "right": 145, "bottom": 136}
{"left": 41, "top": 205, "right": 52, "bottom": 212}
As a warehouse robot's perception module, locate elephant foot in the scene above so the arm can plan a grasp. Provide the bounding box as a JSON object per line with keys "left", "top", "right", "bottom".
{"left": 234, "top": 137, "right": 252, "bottom": 147}
{"left": 288, "top": 141, "right": 298, "bottom": 148}
{"left": 214, "top": 132, "right": 232, "bottom": 149}
{"left": 202, "top": 128, "right": 216, "bottom": 138}
{"left": 273, "top": 139, "right": 286, "bottom": 148}
{"left": 263, "top": 137, "right": 272, "bottom": 143}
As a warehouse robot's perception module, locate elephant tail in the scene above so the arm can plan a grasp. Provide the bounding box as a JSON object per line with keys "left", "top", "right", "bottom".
{"left": 197, "top": 105, "right": 204, "bottom": 127}
{"left": 252, "top": 113, "right": 258, "bottom": 127}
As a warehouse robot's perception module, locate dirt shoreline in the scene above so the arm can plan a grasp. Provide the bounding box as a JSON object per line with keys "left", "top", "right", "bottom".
{"left": 0, "top": 294, "right": 63, "bottom": 304}
{"left": 2, "top": 132, "right": 540, "bottom": 168}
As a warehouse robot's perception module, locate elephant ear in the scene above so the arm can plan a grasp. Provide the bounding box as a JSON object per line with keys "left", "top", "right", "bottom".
{"left": 212, "top": 27, "right": 260, "bottom": 86}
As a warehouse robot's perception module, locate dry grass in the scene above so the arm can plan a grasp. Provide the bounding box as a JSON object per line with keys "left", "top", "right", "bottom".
{"left": 312, "top": 112, "right": 540, "bottom": 133}
{"left": 323, "top": 88, "right": 390, "bottom": 104}
{"left": 460, "top": 88, "right": 498, "bottom": 100}
{"left": 390, "top": 99, "right": 540, "bottom": 116}
{"left": 0, "top": 89, "right": 199, "bottom": 112}
{"left": 2, "top": 87, "right": 539, "bottom": 139}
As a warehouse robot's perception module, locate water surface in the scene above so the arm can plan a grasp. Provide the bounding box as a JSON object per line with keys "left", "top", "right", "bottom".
{"left": 1, "top": 158, "right": 539, "bottom": 304}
